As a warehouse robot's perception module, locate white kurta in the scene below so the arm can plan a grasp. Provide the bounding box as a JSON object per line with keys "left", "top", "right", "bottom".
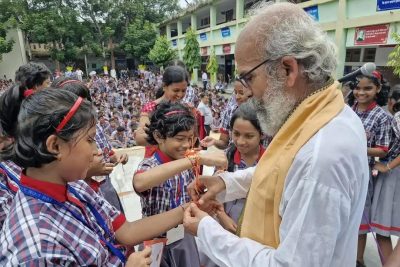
{"left": 196, "top": 105, "right": 369, "bottom": 267}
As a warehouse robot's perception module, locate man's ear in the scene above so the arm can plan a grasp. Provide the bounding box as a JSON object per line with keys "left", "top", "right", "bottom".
{"left": 280, "top": 56, "right": 300, "bottom": 88}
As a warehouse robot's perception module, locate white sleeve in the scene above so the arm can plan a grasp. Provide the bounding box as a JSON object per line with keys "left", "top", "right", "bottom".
{"left": 216, "top": 167, "right": 255, "bottom": 203}
{"left": 198, "top": 178, "right": 351, "bottom": 267}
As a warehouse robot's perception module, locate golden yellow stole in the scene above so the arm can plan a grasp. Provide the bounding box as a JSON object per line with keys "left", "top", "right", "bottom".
{"left": 239, "top": 81, "right": 344, "bottom": 248}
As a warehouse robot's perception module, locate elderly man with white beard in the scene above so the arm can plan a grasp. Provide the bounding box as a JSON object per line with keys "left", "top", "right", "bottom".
{"left": 183, "top": 2, "right": 369, "bottom": 267}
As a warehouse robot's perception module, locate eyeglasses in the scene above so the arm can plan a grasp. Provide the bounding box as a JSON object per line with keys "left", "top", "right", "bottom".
{"left": 235, "top": 58, "right": 271, "bottom": 89}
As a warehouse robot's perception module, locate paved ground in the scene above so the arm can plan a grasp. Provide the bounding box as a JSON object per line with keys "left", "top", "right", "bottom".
{"left": 110, "top": 133, "right": 395, "bottom": 266}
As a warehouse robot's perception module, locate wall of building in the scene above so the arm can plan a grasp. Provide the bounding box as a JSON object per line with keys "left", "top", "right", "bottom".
{"left": 0, "top": 29, "right": 27, "bottom": 80}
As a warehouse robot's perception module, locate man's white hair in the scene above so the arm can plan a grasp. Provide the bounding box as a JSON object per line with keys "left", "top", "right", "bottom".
{"left": 249, "top": 2, "right": 337, "bottom": 87}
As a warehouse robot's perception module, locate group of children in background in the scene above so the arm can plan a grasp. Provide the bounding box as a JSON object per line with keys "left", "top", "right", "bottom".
{"left": 0, "top": 60, "right": 400, "bottom": 266}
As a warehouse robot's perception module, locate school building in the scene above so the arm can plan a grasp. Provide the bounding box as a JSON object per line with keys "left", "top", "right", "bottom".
{"left": 159, "top": 0, "right": 400, "bottom": 85}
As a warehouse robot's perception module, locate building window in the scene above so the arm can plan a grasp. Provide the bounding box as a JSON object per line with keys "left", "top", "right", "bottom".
{"left": 225, "top": 9, "right": 234, "bottom": 22}
{"left": 345, "top": 48, "right": 361, "bottom": 62}
{"left": 363, "top": 48, "right": 376, "bottom": 62}
{"left": 201, "top": 17, "right": 210, "bottom": 27}
{"left": 92, "top": 63, "right": 97, "bottom": 68}
{"left": 171, "top": 29, "right": 178, "bottom": 38}
{"left": 33, "top": 45, "right": 36, "bottom": 49}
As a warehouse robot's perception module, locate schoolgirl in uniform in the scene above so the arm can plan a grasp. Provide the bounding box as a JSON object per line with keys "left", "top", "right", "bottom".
{"left": 0, "top": 62, "right": 51, "bottom": 227}
{"left": 133, "top": 102, "right": 227, "bottom": 267}
{"left": 52, "top": 77, "right": 127, "bottom": 212}
{"left": 218, "top": 103, "right": 265, "bottom": 229}
{"left": 0, "top": 87, "right": 193, "bottom": 266}
{"left": 372, "top": 87, "right": 400, "bottom": 263}
{"left": 349, "top": 71, "right": 392, "bottom": 267}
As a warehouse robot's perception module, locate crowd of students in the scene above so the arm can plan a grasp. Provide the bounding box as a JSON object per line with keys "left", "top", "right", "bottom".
{"left": 0, "top": 60, "right": 400, "bottom": 266}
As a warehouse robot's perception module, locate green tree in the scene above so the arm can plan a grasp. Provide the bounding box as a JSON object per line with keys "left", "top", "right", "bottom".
{"left": 0, "top": 23, "right": 14, "bottom": 61}
{"left": 149, "top": 35, "right": 177, "bottom": 67}
{"left": 183, "top": 27, "right": 201, "bottom": 76}
{"left": 388, "top": 32, "right": 400, "bottom": 77}
{"left": 206, "top": 48, "right": 218, "bottom": 85}
{"left": 122, "top": 19, "right": 157, "bottom": 63}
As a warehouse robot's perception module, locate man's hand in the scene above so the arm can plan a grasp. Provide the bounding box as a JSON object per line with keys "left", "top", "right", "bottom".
{"left": 126, "top": 247, "right": 152, "bottom": 267}
{"left": 188, "top": 175, "right": 227, "bottom": 205}
{"left": 183, "top": 203, "right": 209, "bottom": 236}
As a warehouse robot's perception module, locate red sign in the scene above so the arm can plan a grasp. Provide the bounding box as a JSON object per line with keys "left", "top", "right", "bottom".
{"left": 354, "top": 24, "right": 389, "bottom": 46}
{"left": 223, "top": 44, "right": 231, "bottom": 54}
{"left": 201, "top": 47, "right": 208, "bottom": 56}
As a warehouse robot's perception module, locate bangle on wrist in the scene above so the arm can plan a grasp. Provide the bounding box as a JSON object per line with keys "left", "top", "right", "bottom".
{"left": 387, "top": 163, "right": 392, "bottom": 171}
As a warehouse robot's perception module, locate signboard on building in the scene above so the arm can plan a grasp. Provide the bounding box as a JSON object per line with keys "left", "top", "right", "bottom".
{"left": 172, "top": 40, "right": 177, "bottom": 47}
{"left": 354, "top": 24, "right": 390, "bottom": 46}
{"left": 223, "top": 44, "right": 231, "bottom": 54}
{"left": 200, "top": 33, "right": 207, "bottom": 41}
{"left": 221, "top": 27, "right": 231, "bottom": 38}
{"left": 377, "top": 0, "right": 400, "bottom": 11}
{"left": 304, "top": 5, "right": 319, "bottom": 21}
{"left": 201, "top": 47, "right": 208, "bottom": 56}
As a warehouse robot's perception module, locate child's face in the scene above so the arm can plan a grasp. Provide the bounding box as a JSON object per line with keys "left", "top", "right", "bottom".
{"left": 159, "top": 129, "right": 195, "bottom": 160}
{"left": 57, "top": 126, "right": 97, "bottom": 182}
{"left": 232, "top": 118, "right": 261, "bottom": 155}
{"left": 163, "top": 81, "right": 187, "bottom": 102}
{"left": 353, "top": 77, "right": 380, "bottom": 106}
{"left": 234, "top": 87, "right": 252, "bottom": 106}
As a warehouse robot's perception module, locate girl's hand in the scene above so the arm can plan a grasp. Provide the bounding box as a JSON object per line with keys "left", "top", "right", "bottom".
{"left": 200, "top": 136, "right": 216, "bottom": 147}
{"left": 126, "top": 247, "right": 152, "bottom": 267}
{"left": 117, "top": 153, "right": 129, "bottom": 165}
{"left": 374, "top": 162, "right": 389, "bottom": 173}
{"left": 199, "top": 151, "right": 227, "bottom": 168}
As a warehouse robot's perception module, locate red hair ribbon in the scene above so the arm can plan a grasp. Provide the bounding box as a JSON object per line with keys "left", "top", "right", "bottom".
{"left": 165, "top": 110, "right": 187, "bottom": 117}
{"left": 55, "top": 97, "right": 84, "bottom": 133}
{"left": 372, "top": 71, "right": 382, "bottom": 81}
{"left": 58, "top": 79, "right": 81, "bottom": 88}
{"left": 23, "top": 89, "right": 35, "bottom": 98}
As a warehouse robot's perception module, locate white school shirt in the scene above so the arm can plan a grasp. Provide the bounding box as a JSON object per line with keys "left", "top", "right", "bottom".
{"left": 197, "top": 101, "right": 213, "bottom": 126}
{"left": 196, "top": 105, "right": 369, "bottom": 267}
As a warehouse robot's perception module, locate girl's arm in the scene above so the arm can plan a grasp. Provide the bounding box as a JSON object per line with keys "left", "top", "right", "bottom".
{"left": 375, "top": 156, "right": 400, "bottom": 173}
{"left": 133, "top": 158, "right": 192, "bottom": 192}
{"left": 201, "top": 132, "right": 229, "bottom": 150}
{"left": 367, "top": 147, "right": 387, "bottom": 158}
{"left": 133, "top": 151, "right": 227, "bottom": 192}
{"left": 384, "top": 241, "right": 400, "bottom": 267}
{"left": 115, "top": 205, "right": 186, "bottom": 246}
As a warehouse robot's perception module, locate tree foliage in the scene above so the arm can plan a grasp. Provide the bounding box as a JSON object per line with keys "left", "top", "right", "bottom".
{"left": 0, "top": 0, "right": 181, "bottom": 65}
{"left": 0, "top": 23, "right": 14, "bottom": 62}
{"left": 122, "top": 19, "right": 157, "bottom": 63}
{"left": 206, "top": 48, "right": 218, "bottom": 84}
{"left": 388, "top": 32, "right": 400, "bottom": 77}
{"left": 183, "top": 27, "right": 201, "bottom": 74}
{"left": 149, "top": 35, "right": 177, "bottom": 67}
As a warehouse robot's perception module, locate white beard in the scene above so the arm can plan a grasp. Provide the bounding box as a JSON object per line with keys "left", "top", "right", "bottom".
{"left": 249, "top": 81, "right": 297, "bottom": 137}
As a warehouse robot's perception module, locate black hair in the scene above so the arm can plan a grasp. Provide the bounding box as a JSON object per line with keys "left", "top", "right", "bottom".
{"left": 200, "top": 93, "right": 207, "bottom": 99}
{"left": 390, "top": 85, "right": 400, "bottom": 113}
{"left": 167, "top": 59, "right": 187, "bottom": 70}
{"left": 163, "top": 66, "right": 189, "bottom": 87}
{"left": 145, "top": 102, "right": 195, "bottom": 145}
{"left": 156, "top": 87, "right": 164, "bottom": 99}
{"left": 0, "top": 88, "right": 97, "bottom": 168}
{"left": 226, "top": 103, "right": 262, "bottom": 172}
{"left": 347, "top": 73, "right": 390, "bottom": 107}
{"left": 117, "top": 126, "right": 125, "bottom": 132}
{"left": 51, "top": 77, "right": 92, "bottom": 102}
{"left": 14, "top": 62, "right": 51, "bottom": 89}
